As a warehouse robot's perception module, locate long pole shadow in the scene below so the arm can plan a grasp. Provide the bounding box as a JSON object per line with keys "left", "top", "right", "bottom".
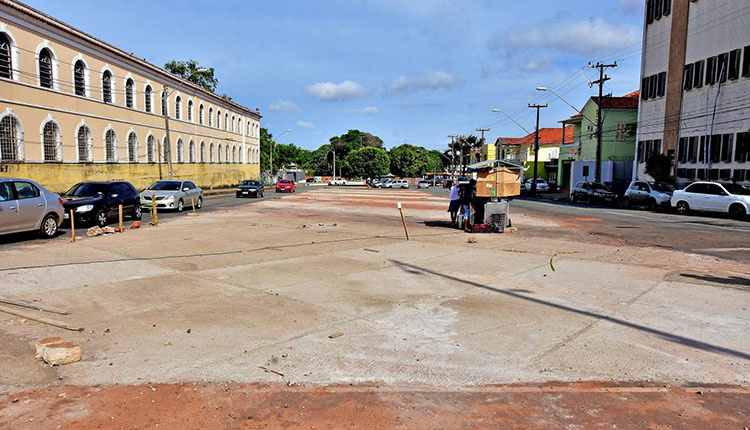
{"left": 390, "top": 260, "right": 750, "bottom": 361}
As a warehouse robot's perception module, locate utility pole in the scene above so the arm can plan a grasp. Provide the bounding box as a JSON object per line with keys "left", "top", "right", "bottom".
{"left": 589, "top": 62, "right": 617, "bottom": 183}
{"left": 448, "top": 134, "right": 458, "bottom": 180}
{"left": 476, "top": 128, "right": 489, "bottom": 162}
{"left": 528, "top": 103, "right": 548, "bottom": 197}
{"left": 162, "top": 84, "right": 174, "bottom": 180}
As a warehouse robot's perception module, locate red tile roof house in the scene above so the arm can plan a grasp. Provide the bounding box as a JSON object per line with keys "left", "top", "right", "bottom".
{"left": 494, "top": 126, "right": 574, "bottom": 184}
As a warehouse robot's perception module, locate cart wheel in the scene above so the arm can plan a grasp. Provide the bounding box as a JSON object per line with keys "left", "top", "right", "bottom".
{"left": 507, "top": 218, "right": 512, "bottom": 228}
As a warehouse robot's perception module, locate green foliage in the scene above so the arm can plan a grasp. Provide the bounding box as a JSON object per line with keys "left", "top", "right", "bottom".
{"left": 164, "top": 60, "right": 219, "bottom": 92}
{"left": 645, "top": 153, "right": 673, "bottom": 182}
{"left": 344, "top": 147, "right": 390, "bottom": 178}
{"left": 303, "top": 144, "right": 334, "bottom": 176}
{"left": 259, "top": 128, "right": 311, "bottom": 173}
{"left": 451, "top": 134, "right": 481, "bottom": 168}
{"left": 389, "top": 144, "right": 432, "bottom": 177}
{"left": 329, "top": 130, "right": 384, "bottom": 161}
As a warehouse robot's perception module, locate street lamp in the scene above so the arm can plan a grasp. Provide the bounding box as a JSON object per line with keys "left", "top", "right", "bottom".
{"left": 162, "top": 68, "right": 208, "bottom": 179}
{"left": 269, "top": 128, "right": 292, "bottom": 183}
{"left": 491, "top": 109, "right": 532, "bottom": 134}
{"left": 535, "top": 87, "right": 596, "bottom": 126}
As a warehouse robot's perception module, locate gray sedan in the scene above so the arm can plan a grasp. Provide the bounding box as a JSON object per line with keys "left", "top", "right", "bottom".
{"left": 0, "top": 177, "right": 64, "bottom": 238}
{"left": 140, "top": 180, "right": 203, "bottom": 212}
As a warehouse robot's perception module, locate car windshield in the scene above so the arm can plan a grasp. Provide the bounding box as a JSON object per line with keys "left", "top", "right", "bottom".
{"left": 65, "top": 183, "right": 107, "bottom": 197}
{"left": 590, "top": 183, "right": 610, "bottom": 191}
{"left": 651, "top": 182, "right": 674, "bottom": 192}
{"left": 242, "top": 180, "right": 260, "bottom": 186}
{"left": 148, "top": 181, "right": 182, "bottom": 191}
{"left": 279, "top": 180, "right": 292, "bottom": 184}
{"left": 723, "top": 184, "right": 750, "bottom": 195}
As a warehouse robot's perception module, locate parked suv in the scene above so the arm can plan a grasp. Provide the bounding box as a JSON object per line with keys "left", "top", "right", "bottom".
{"left": 0, "top": 178, "right": 64, "bottom": 238}
{"left": 570, "top": 181, "right": 617, "bottom": 205}
{"left": 671, "top": 181, "right": 750, "bottom": 219}
{"left": 623, "top": 181, "right": 674, "bottom": 210}
{"left": 63, "top": 181, "right": 142, "bottom": 227}
{"left": 389, "top": 179, "right": 409, "bottom": 189}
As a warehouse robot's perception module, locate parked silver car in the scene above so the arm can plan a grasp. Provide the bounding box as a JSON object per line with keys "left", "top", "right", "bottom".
{"left": 623, "top": 181, "right": 674, "bottom": 210}
{"left": 140, "top": 180, "right": 203, "bottom": 212}
{"left": 0, "top": 178, "right": 64, "bottom": 238}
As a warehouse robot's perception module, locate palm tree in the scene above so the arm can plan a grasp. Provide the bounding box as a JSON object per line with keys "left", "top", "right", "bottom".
{"left": 452, "top": 134, "right": 481, "bottom": 174}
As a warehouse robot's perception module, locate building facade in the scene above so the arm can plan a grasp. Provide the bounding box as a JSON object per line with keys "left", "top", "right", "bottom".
{"left": 0, "top": 0, "right": 261, "bottom": 193}
{"left": 636, "top": 0, "right": 750, "bottom": 185}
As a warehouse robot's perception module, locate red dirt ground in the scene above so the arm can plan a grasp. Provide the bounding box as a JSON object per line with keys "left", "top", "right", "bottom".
{"left": 2, "top": 382, "right": 748, "bottom": 429}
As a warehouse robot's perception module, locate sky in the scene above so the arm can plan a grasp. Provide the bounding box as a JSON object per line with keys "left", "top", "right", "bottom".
{"left": 26, "top": 0, "right": 645, "bottom": 150}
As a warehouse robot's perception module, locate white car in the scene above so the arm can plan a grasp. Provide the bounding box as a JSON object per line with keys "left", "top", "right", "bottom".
{"left": 328, "top": 178, "right": 346, "bottom": 186}
{"left": 388, "top": 179, "right": 409, "bottom": 189}
{"left": 671, "top": 181, "right": 750, "bottom": 219}
{"left": 524, "top": 178, "right": 549, "bottom": 192}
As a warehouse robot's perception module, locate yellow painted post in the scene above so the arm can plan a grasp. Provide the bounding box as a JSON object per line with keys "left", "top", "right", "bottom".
{"left": 397, "top": 202, "right": 409, "bottom": 241}
{"left": 70, "top": 210, "right": 75, "bottom": 243}
{"left": 191, "top": 197, "right": 196, "bottom": 216}
{"left": 118, "top": 204, "right": 123, "bottom": 232}
{"left": 151, "top": 195, "right": 158, "bottom": 226}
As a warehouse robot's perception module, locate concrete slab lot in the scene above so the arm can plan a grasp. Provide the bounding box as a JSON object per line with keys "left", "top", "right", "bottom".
{"left": 1, "top": 188, "right": 749, "bottom": 428}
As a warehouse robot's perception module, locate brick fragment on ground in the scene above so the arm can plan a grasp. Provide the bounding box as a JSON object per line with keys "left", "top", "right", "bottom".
{"left": 40, "top": 342, "right": 81, "bottom": 365}
{"left": 34, "top": 337, "right": 64, "bottom": 359}
{"left": 130, "top": 221, "right": 141, "bottom": 229}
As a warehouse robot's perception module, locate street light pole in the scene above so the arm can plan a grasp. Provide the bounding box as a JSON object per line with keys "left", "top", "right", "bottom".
{"left": 269, "top": 128, "right": 292, "bottom": 184}
{"left": 528, "top": 103, "right": 548, "bottom": 197}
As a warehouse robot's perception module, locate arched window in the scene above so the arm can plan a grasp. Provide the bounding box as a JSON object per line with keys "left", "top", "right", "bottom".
{"left": 237, "top": 119, "right": 242, "bottom": 135}
{"left": 232, "top": 145, "right": 237, "bottom": 163}
{"left": 176, "top": 138, "right": 184, "bottom": 163}
{"left": 175, "top": 96, "right": 181, "bottom": 120}
{"left": 247, "top": 148, "right": 252, "bottom": 164}
{"left": 217, "top": 143, "right": 223, "bottom": 162}
{"left": 144, "top": 85, "right": 152, "bottom": 112}
{"left": 102, "top": 70, "right": 112, "bottom": 103}
{"left": 232, "top": 115, "right": 236, "bottom": 132}
{"left": 161, "top": 137, "right": 168, "bottom": 162}
{"left": 187, "top": 100, "right": 193, "bottom": 122}
{"left": 125, "top": 79, "right": 134, "bottom": 108}
{"left": 247, "top": 121, "right": 251, "bottom": 137}
{"left": 73, "top": 60, "right": 86, "bottom": 96}
{"left": 0, "top": 116, "right": 22, "bottom": 161}
{"left": 42, "top": 121, "right": 61, "bottom": 162}
{"left": 0, "top": 33, "right": 13, "bottom": 79}
{"left": 38, "top": 48, "right": 53, "bottom": 89}
{"left": 105, "top": 129, "right": 117, "bottom": 162}
{"left": 128, "top": 132, "right": 137, "bottom": 162}
{"left": 199, "top": 104, "right": 204, "bottom": 125}
{"left": 77, "top": 125, "right": 92, "bottom": 162}
{"left": 161, "top": 91, "right": 168, "bottom": 116}
{"left": 147, "top": 135, "right": 155, "bottom": 163}
{"left": 224, "top": 113, "right": 229, "bottom": 130}
{"left": 225, "top": 145, "right": 230, "bottom": 162}
{"left": 200, "top": 141, "right": 206, "bottom": 163}
{"left": 189, "top": 140, "right": 195, "bottom": 163}
{"left": 209, "top": 142, "right": 215, "bottom": 163}
{"left": 208, "top": 107, "right": 213, "bottom": 127}
{"left": 217, "top": 110, "right": 221, "bottom": 129}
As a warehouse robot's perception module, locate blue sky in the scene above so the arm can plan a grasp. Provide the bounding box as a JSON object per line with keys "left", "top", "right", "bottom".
{"left": 27, "top": 0, "right": 645, "bottom": 150}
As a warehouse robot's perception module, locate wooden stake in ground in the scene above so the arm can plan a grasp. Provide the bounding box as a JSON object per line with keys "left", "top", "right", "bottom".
{"left": 151, "top": 195, "right": 158, "bottom": 226}
{"left": 191, "top": 197, "right": 197, "bottom": 216}
{"left": 0, "top": 297, "right": 69, "bottom": 315}
{"left": 70, "top": 210, "right": 75, "bottom": 243}
{"left": 398, "top": 202, "right": 409, "bottom": 241}
{"left": 118, "top": 204, "right": 124, "bottom": 232}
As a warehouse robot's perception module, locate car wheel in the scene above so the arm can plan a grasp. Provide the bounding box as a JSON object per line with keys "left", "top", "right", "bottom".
{"left": 177, "top": 199, "right": 184, "bottom": 212}
{"left": 729, "top": 204, "right": 746, "bottom": 221}
{"left": 40, "top": 213, "right": 58, "bottom": 238}
{"left": 676, "top": 201, "right": 689, "bottom": 215}
{"left": 196, "top": 197, "right": 203, "bottom": 209}
{"left": 133, "top": 205, "right": 142, "bottom": 220}
{"left": 623, "top": 197, "right": 630, "bottom": 209}
{"left": 95, "top": 209, "right": 107, "bottom": 227}
{"left": 647, "top": 198, "right": 657, "bottom": 211}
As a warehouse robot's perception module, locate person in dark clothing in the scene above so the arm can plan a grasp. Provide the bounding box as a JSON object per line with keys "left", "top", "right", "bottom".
{"left": 458, "top": 180, "right": 475, "bottom": 229}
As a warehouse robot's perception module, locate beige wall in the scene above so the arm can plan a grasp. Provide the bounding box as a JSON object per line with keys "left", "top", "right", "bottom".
{"left": 0, "top": 6, "right": 262, "bottom": 189}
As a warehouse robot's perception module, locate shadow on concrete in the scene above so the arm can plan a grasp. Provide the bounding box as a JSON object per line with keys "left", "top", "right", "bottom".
{"left": 390, "top": 260, "right": 750, "bottom": 361}
{"left": 679, "top": 273, "right": 750, "bottom": 288}
{"left": 0, "top": 230, "right": 67, "bottom": 245}
{"left": 423, "top": 220, "right": 455, "bottom": 229}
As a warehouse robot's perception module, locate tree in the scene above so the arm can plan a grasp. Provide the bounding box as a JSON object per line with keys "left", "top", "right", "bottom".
{"left": 389, "top": 144, "right": 432, "bottom": 177}
{"left": 164, "top": 60, "right": 219, "bottom": 92}
{"left": 329, "top": 130, "right": 384, "bottom": 161}
{"left": 259, "top": 128, "right": 274, "bottom": 172}
{"left": 645, "top": 153, "right": 673, "bottom": 182}
{"left": 344, "top": 147, "right": 390, "bottom": 178}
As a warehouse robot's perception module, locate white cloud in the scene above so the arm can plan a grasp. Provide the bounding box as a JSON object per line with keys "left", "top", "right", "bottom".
{"left": 491, "top": 18, "right": 641, "bottom": 57}
{"left": 305, "top": 80, "right": 367, "bottom": 102}
{"left": 386, "top": 71, "right": 458, "bottom": 96}
{"left": 295, "top": 121, "right": 315, "bottom": 128}
{"left": 346, "top": 106, "right": 379, "bottom": 115}
{"left": 520, "top": 57, "right": 552, "bottom": 73}
{"left": 270, "top": 100, "right": 301, "bottom": 112}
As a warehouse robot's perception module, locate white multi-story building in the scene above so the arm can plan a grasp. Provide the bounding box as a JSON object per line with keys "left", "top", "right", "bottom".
{"left": 636, "top": 0, "right": 750, "bottom": 185}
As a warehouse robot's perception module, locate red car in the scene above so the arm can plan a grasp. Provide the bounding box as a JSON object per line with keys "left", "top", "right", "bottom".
{"left": 275, "top": 179, "right": 296, "bottom": 193}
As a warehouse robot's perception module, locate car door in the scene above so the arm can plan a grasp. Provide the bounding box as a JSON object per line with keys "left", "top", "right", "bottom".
{"left": 13, "top": 181, "right": 46, "bottom": 231}
{"left": 185, "top": 181, "right": 200, "bottom": 204}
{"left": 705, "top": 184, "right": 731, "bottom": 212}
{"left": 683, "top": 184, "right": 707, "bottom": 210}
{"left": 124, "top": 183, "right": 140, "bottom": 213}
{"left": 106, "top": 183, "right": 125, "bottom": 218}
{"left": 0, "top": 181, "right": 19, "bottom": 233}
{"left": 632, "top": 182, "right": 648, "bottom": 204}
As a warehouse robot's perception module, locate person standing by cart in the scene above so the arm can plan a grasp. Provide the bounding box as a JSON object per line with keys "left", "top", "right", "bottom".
{"left": 458, "top": 179, "right": 475, "bottom": 230}
{"left": 447, "top": 181, "right": 460, "bottom": 226}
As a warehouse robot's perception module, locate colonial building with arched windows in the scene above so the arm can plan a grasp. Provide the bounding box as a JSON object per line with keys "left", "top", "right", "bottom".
{"left": 0, "top": 0, "right": 261, "bottom": 191}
